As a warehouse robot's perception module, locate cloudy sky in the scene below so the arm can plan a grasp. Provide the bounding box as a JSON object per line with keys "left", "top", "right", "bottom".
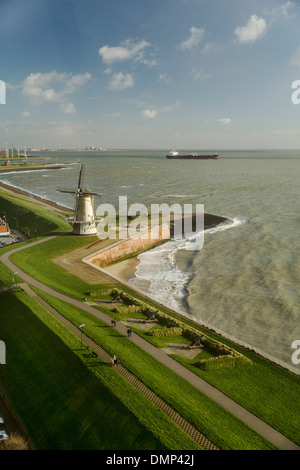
{"left": 1, "top": 0, "right": 300, "bottom": 149}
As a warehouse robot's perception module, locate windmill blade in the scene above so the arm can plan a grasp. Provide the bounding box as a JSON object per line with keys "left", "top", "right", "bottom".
{"left": 56, "top": 188, "right": 77, "bottom": 194}
{"left": 77, "top": 164, "right": 85, "bottom": 190}
{"left": 79, "top": 190, "right": 103, "bottom": 196}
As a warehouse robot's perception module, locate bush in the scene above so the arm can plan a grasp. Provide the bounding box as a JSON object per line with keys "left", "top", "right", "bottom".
{"left": 198, "top": 353, "right": 253, "bottom": 371}
{"left": 114, "top": 305, "right": 142, "bottom": 315}
{"left": 155, "top": 313, "right": 180, "bottom": 328}
{"left": 149, "top": 327, "right": 183, "bottom": 337}
{"left": 201, "top": 337, "right": 232, "bottom": 356}
{"left": 182, "top": 329, "right": 200, "bottom": 342}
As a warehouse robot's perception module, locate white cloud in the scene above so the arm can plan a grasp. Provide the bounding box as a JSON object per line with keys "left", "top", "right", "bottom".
{"left": 21, "top": 111, "right": 30, "bottom": 117}
{"left": 178, "top": 27, "right": 205, "bottom": 51}
{"left": 157, "top": 73, "right": 171, "bottom": 83}
{"left": 193, "top": 70, "right": 212, "bottom": 80}
{"left": 59, "top": 102, "right": 77, "bottom": 114}
{"left": 234, "top": 15, "right": 267, "bottom": 44}
{"left": 290, "top": 45, "right": 300, "bottom": 66}
{"left": 99, "top": 39, "right": 151, "bottom": 64}
{"left": 141, "top": 101, "right": 180, "bottom": 118}
{"left": 270, "top": 128, "right": 300, "bottom": 137}
{"left": 139, "top": 57, "right": 159, "bottom": 68}
{"left": 108, "top": 72, "right": 134, "bottom": 90}
{"left": 264, "top": 1, "right": 295, "bottom": 23}
{"left": 21, "top": 71, "right": 91, "bottom": 104}
{"left": 107, "top": 111, "right": 122, "bottom": 117}
{"left": 217, "top": 118, "right": 232, "bottom": 125}
{"left": 160, "top": 101, "right": 180, "bottom": 114}
{"left": 201, "top": 42, "right": 220, "bottom": 55}
{"left": 279, "top": 1, "right": 295, "bottom": 17}
{"left": 141, "top": 109, "right": 158, "bottom": 119}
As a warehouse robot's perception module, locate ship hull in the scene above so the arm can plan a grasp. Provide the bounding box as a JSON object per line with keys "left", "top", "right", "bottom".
{"left": 166, "top": 154, "right": 218, "bottom": 160}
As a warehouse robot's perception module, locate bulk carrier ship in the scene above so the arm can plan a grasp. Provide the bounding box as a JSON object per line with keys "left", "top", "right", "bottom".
{"left": 166, "top": 150, "right": 219, "bottom": 160}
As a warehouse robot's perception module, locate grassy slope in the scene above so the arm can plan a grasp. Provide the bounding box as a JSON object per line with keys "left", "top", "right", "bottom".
{"left": 31, "top": 289, "right": 276, "bottom": 450}
{"left": 0, "top": 190, "right": 71, "bottom": 236}
{"left": 0, "top": 290, "right": 201, "bottom": 450}
{"left": 10, "top": 236, "right": 300, "bottom": 446}
{"left": 11, "top": 236, "right": 97, "bottom": 300}
{"left": 131, "top": 321, "right": 300, "bottom": 445}
{"left": 2, "top": 190, "right": 299, "bottom": 448}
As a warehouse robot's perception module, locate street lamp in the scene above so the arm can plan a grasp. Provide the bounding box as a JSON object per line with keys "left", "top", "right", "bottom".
{"left": 79, "top": 324, "right": 85, "bottom": 346}
{"left": 12, "top": 271, "right": 18, "bottom": 284}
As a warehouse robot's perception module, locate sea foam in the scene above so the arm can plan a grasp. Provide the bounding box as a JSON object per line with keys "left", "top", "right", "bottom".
{"left": 129, "top": 217, "right": 245, "bottom": 311}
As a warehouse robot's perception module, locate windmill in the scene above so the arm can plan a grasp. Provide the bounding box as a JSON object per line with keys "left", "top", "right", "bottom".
{"left": 57, "top": 164, "right": 102, "bottom": 235}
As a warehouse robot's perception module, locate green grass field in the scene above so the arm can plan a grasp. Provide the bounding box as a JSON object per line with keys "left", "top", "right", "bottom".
{"left": 0, "top": 290, "right": 202, "bottom": 450}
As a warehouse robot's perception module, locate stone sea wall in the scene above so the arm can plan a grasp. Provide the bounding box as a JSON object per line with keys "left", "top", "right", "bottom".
{"left": 88, "top": 223, "right": 170, "bottom": 268}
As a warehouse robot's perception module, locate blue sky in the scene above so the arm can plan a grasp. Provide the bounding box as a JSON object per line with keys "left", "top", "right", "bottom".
{"left": 1, "top": 0, "right": 300, "bottom": 149}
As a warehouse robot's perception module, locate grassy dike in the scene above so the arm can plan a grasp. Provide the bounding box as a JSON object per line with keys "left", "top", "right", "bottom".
{"left": 0, "top": 191, "right": 200, "bottom": 450}
{"left": 0, "top": 189, "right": 299, "bottom": 449}
{"left": 0, "top": 189, "right": 71, "bottom": 237}
{"left": 0, "top": 290, "right": 175, "bottom": 450}
{"left": 9, "top": 233, "right": 300, "bottom": 447}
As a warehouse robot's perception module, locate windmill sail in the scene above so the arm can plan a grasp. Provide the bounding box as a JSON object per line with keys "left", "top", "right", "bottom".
{"left": 77, "top": 163, "right": 84, "bottom": 190}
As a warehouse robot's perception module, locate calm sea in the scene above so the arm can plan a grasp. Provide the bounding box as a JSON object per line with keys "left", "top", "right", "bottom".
{"left": 1, "top": 149, "right": 299, "bottom": 374}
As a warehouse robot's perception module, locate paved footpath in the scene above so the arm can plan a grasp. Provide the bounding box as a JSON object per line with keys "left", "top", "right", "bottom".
{"left": 20, "top": 283, "right": 217, "bottom": 450}
{"left": 1, "top": 237, "right": 299, "bottom": 451}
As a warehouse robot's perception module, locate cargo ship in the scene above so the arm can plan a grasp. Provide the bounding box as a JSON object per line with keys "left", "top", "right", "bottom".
{"left": 166, "top": 150, "right": 219, "bottom": 160}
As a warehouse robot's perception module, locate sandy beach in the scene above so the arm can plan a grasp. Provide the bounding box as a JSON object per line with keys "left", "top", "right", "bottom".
{"left": 104, "top": 256, "right": 142, "bottom": 284}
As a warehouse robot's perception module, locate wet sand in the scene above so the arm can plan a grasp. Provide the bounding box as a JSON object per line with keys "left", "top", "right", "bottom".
{"left": 104, "top": 257, "right": 142, "bottom": 284}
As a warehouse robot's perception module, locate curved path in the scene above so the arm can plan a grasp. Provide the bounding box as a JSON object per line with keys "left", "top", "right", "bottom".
{"left": 1, "top": 236, "right": 299, "bottom": 451}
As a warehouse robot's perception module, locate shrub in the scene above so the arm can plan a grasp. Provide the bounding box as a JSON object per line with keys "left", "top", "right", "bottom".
{"left": 198, "top": 352, "right": 253, "bottom": 371}
{"left": 149, "top": 327, "right": 183, "bottom": 337}
{"left": 114, "top": 305, "right": 142, "bottom": 315}
{"left": 155, "top": 313, "right": 180, "bottom": 328}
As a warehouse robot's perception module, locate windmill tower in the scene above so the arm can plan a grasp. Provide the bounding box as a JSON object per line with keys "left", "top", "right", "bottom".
{"left": 58, "top": 164, "right": 102, "bottom": 235}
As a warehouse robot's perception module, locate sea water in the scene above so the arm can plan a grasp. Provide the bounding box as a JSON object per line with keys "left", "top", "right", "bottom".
{"left": 1, "top": 149, "right": 299, "bottom": 374}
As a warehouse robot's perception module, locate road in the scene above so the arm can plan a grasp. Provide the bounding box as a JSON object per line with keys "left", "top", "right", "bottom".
{"left": 1, "top": 236, "right": 299, "bottom": 451}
